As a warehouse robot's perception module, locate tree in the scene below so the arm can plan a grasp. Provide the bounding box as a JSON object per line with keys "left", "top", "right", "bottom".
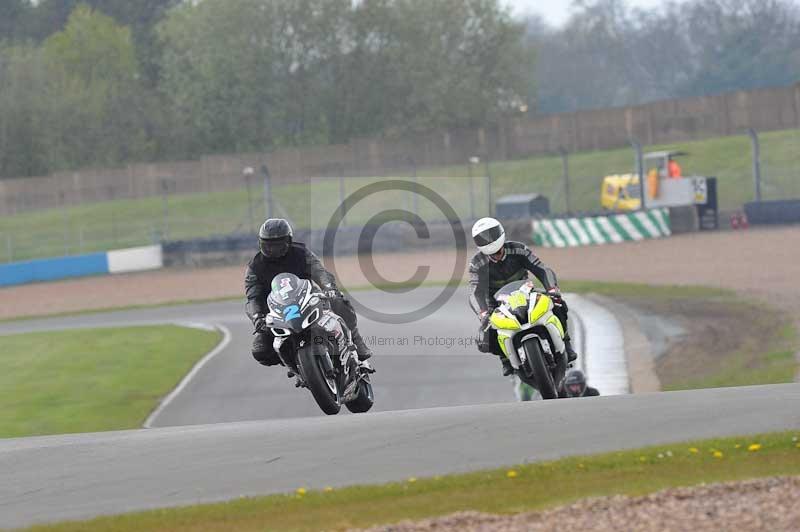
{"left": 42, "top": 5, "right": 154, "bottom": 169}
{"left": 0, "top": 44, "right": 51, "bottom": 177}
{"left": 679, "top": 0, "right": 800, "bottom": 96}
{"left": 0, "top": 0, "right": 33, "bottom": 43}
{"left": 527, "top": 0, "right": 800, "bottom": 113}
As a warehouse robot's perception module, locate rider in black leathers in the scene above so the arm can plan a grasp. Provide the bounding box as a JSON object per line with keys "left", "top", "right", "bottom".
{"left": 245, "top": 218, "right": 373, "bottom": 367}
{"left": 558, "top": 369, "right": 600, "bottom": 398}
{"left": 468, "top": 217, "right": 578, "bottom": 376}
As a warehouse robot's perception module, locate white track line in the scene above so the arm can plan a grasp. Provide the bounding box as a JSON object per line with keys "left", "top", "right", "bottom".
{"left": 143, "top": 323, "right": 232, "bottom": 429}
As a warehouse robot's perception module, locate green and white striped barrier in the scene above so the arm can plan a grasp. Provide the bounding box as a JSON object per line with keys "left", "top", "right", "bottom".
{"left": 532, "top": 208, "right": 671, "bottom": 248}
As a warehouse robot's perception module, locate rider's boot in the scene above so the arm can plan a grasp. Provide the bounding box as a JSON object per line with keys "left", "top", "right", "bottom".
{"left": 351, "top": 328, "right": 373, "bottom": 361}
{"left": 500, "top": 356, "right": 514, "bottom": 377}
{"left": 564, "top": 334, "right": 578, "bottom": 363}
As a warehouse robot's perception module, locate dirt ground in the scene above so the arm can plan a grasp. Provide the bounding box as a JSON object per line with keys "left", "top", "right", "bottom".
{"left": 2, "top": 226, "right": 798, "bottom": 319}
{"left": 356, "top": 477, "right": 800, "bottom": 532}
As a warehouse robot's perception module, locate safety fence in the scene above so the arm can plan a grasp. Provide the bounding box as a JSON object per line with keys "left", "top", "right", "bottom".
{"left": 0, "top": 244, "right": 162, "bottom": 287}
{"left": 0, "top": 125, "right": 796, "bottom": 264}
{"left": 532, "top": 208, "right": 671, "bottom": 248}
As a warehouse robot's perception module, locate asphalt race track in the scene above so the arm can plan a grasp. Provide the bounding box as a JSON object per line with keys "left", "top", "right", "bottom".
{"left": 1, "top": 287, "right": 799, "bottom": 528}
{"left": 0, "top": 288, "right": 521, "bottom": 425}
{"left": 2, "top": 385, "right": 798, "bottom": 528}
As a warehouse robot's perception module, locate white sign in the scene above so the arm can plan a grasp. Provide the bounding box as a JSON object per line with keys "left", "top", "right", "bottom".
{"left": 643, "top": 176, "right": 707, "bottom": 209}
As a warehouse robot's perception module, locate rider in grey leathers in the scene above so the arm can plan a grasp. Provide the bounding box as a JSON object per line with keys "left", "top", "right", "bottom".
{"left": 468, "top": 217, "right": 578, "bottom": 376}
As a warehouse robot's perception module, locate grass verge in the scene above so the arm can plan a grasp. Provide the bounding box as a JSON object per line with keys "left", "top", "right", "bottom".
{"left": 0, "top": 325, "right": 220, "bottom": 438}
{"left": 584, "top": 283, "right": 799, "bottom": 389}
{"left": 19, "top": 431, "right": 800, "bottom": 532}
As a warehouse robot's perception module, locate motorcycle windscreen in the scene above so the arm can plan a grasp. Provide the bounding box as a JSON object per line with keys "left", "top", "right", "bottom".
{"left": 268, "top": 275, "right": 311, "bottom": 330}
{"left": 493, "top": 280, "right": 528, "bottom": 303}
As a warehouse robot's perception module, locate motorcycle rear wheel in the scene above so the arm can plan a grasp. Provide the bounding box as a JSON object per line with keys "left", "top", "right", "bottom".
{"left": 522, "top": 339, "right": 557, "bottom": 399}
{"left": 297, "top": 343, "right": 341, "bottom": 415}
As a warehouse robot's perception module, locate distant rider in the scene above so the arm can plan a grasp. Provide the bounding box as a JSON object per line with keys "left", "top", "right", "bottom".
{"left": 468, "top": 217, "right": 578, "bottom": 376}
{"left": 559, "top": 369, "right": 599, "bottom": 398}
{"left": 245, "top": 218, "right": 373, "bottom": 368}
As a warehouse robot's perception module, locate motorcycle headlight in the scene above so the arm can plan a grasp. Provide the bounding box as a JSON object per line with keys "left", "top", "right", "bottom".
{"left": 271, "top": 327, "right": 291, "bottom": 337}
{"left": 308, "top": 296, "right": 320, "bottom": 307}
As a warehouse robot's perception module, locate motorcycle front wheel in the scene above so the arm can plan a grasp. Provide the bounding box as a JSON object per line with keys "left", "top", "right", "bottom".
{"left": 297, "top": 343, "right": 341, "bottom": 415}
{"left": 345, "top": 378, "right": 374, "bottom": 413}
{"left": 522, "top": 339, "right": 557, "bottom": 399}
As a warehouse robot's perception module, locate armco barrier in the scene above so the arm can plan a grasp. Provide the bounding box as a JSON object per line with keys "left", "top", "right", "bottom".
{"left": 532, "top": 209, "right": 671, "bottom": 248}
{"left": 0, "top": 245, "right": 163, "bottom": 287}
{"left": 744, "top": 199, "right": 800, "bottom": 225}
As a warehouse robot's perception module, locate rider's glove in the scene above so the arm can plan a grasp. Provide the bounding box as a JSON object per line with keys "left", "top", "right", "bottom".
{"left": 476, "top": 311, "right": 493, "bottom": 353}
{"left": 547, "top": 286, "right": 563, "bottom": 303}
{"left": 252, "top": 314, "right": 267, "bottom": 334}
{"left": 324, "top": 288, "right": 342, "bottom": 300}
{"left": 479, "top": 310, "right": 491, "bottom": 330}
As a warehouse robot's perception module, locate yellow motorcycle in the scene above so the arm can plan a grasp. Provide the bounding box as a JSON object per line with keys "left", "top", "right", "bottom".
{"left": 488, "top": 280, "right": 568, "bottom": 399}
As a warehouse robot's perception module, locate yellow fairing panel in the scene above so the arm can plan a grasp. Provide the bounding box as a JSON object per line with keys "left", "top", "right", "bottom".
{"left": 547, "top": 314, "right": 565, "bottom": 337}
{"left": 490, "top": 311, "right": 520, "bottom": 331}
{"left": 497, "top": 333, "right": 510, "bottom": 356}
{"left": 529, "top": 294, "right": 551, "bottom": 324}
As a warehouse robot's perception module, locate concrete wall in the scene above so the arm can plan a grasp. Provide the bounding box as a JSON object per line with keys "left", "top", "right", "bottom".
{"left": 2, "top": 83, "right": 799, "bottom": 216}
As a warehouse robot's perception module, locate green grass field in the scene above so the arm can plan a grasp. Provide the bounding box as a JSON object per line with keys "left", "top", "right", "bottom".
{"left": 20, "top": 431, "right": 800, "bottom": 532}
{"left": 559, "top": 281, "right": 797, "bottom": 389}
{"left": 0, "top": 325, "right": 220, "bottom": 438}
{"left": 2, "top": 128, "right": 798, "bottom": 262}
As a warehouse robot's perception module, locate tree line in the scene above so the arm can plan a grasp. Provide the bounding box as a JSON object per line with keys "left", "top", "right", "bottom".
{"left": 1, "top": 0, "right": 798, "bottom": 179}
{"left": 527, "top": 0, "right": 800, "bottom": 113}
{"left": 0, "top": 0, "right": 530, "bottom": 178}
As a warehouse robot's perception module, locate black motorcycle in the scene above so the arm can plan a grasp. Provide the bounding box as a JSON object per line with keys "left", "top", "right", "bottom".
{"left": 265, "top": 273, "right": 374, "bottom": 415}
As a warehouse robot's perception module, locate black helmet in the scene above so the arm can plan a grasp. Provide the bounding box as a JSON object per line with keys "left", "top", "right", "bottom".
{"left": 563, "top": 369, "right": 587, "bottom": 397}
{"left": 259, "top": 218, "right": 293, "bottom": 260}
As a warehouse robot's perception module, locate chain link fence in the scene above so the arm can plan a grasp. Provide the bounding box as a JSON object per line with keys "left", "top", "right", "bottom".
{"left": 1, "top": 127, "right": 798, "bottom": 263}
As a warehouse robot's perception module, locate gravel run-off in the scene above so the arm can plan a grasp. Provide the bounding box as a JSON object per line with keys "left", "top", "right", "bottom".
{"left": 356, "top": 476, "right": 800, "bottom": 532}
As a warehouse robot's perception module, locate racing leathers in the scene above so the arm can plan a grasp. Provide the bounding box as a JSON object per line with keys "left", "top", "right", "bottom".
{"left": 245, "top": 242, "right": 371, "bottom": 365}
{"left": 468, "top": 240, "right": 577, "bottom": 372}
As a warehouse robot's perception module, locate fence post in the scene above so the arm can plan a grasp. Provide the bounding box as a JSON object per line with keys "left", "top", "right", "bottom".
{"left": 109, "top": 185, "right": 118, "bottom": 247}
{"left": 261, "top": 164, "right": 273, "bottom": 219}
{"left": 243, "top": 167, "right": 255, "bottom": 233}
{"left": 484, "top": 155, "right": 492, "bottom": 216}
{"left": 748, "top": 128, "right": 762, "bottom": 202}
{"left": 59, "top": 191, "right": 69, "bottom": 256}
{"left": 161, "top": 178, "right": 170, "bottom": 242}
{"left": 408, "top": 156, "right": 418, "bottom": 217}
{"left": 629, "top": 138, "right": 645, "bottom": 210}
{"left": 467, "top": 158, "right": 476, "bottom": 220}
{"left": 559, "top": 147, "right": 571, "bottom": 214}
{"left": 338, "top": 163, "right": 347, "bottom": 227}
{"left": 5, "top": 235, "right": 12, "bottom": 263}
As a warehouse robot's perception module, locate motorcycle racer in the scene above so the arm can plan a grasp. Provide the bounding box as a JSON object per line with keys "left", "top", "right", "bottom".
{"left": 245, "top": 218, "right": 373, "bottom": 368}
{"left": 468, "top": 217, "right": 578, "bottom": 376}
{"left": 559, "top": 369, "right": 600, "bottom": 398}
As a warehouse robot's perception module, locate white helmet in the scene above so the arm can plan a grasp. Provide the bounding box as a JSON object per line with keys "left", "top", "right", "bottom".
{"left": 472, "top": 217, "right": 505, "bottom": 255}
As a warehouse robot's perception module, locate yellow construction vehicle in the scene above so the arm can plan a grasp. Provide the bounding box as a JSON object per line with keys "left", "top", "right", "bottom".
{"left": 600, "top": 151, "right": 687, "bottom": 211}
